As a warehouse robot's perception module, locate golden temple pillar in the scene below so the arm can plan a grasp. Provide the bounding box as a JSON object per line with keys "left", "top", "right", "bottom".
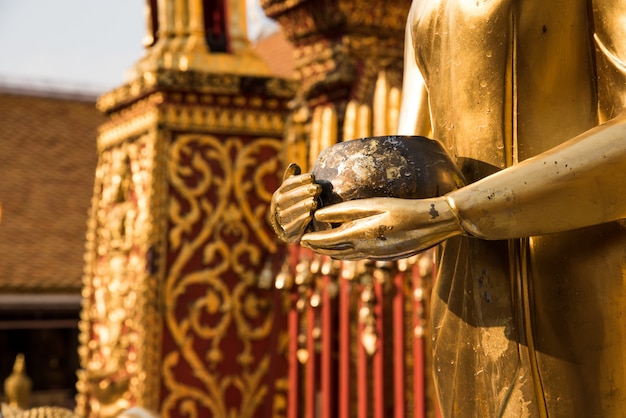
{"left": 77, "top": 1, "right": 296, "bottom": 417}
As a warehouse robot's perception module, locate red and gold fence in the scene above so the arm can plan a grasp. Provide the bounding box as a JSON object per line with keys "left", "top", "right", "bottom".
{"left": 274, "top": 248, "right": 439, "bottom": 418}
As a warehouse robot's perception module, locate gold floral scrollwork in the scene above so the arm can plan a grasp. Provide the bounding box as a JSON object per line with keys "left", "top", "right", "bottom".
{"left": 162, "top": 133, "right": 285, "bottom": 418}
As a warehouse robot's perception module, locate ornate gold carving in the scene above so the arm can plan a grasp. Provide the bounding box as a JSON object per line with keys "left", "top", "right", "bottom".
{"left": 97, "top": 70, "right": 296, "bottom": 115}
{"left": 167, "top": 134, "right": 281, "bottom": 255}
{"left": 161, "top": 133, "right": 285, "bottom": 417}
{"left": 98, "top": 89, "right": 292, "bottom": 154}
{"left": 263, "top": 0, "right": 407, "bottom": 104}
{"left": 264, "top": 0, "right": 409, "bottom": 40}
{"left": 78, "top": 133, "right": 161, "bottom": 417}
{"left": 129, "top": 0, "right": 271, "bottom": 82}
{"left": 98, "top": 107, "right": 160, "bottom": 152}
{"left": 158, "top": 103, "right": 286, "bottom": 136}
{"left": 0, "top": 406, "right": 80, "bottom": 418}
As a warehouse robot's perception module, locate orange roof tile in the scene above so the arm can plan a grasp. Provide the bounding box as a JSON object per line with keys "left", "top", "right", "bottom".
{"left": 252, "top": 30, "right": 295, "bottom": 78}
{"left": 0, "top": 89, "right": 104, "bottom": 293}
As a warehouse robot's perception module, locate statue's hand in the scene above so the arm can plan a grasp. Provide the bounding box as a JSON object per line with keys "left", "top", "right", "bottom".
{"left": 300, "top": 196, "right": 463, "bottom": 260}
{"left": 270, "top": 163, "right": 322, "bottom": 243}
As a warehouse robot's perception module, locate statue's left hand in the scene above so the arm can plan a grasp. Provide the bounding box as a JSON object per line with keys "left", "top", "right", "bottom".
{"left": 300, "top": 196, "right": 463, "bottom": 260}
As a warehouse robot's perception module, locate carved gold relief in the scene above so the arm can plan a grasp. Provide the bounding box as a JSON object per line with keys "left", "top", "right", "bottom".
{"left": 97, "top": 91, "right": 290, "bottom": 151}
{"left": 97, "top": 97, "right": 162, "bottom": 151}
{"left": 158, "top": 104, "right": 286, "bottom": 136}
{"left": 97, "top": 71, "right": 296, "bottom": 115}
{"left": 161, "top": 133, "right": 286, "bottom": 418}
{"left": 78, "top": 133, "right": 159, "bottom": 417}
{"left": 128, "top": 0, "right": 273, "bottom": 82}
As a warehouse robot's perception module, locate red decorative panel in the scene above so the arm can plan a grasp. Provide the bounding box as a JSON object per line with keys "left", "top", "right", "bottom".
{"left": 160, "top": 133, "right": 288, "bottom": 418}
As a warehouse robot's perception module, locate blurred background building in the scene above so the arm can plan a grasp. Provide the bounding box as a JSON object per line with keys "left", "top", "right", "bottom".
{"left": 0, "top": 85, "right": 102, "bottom": 407}
{"left": 0, "top": 0, "right": 288, "bottom": 410}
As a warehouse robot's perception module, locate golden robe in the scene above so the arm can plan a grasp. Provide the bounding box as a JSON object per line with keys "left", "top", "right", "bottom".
{"left": 408, "top": 1, "right": 626, "bottom": 416}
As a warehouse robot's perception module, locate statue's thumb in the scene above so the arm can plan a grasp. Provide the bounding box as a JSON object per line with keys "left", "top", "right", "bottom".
{"left": 283, "top": 163, "right": 302, "bottom": 181}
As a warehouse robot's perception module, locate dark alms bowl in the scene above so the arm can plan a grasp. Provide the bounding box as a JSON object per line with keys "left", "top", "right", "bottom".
{"left": 311, "top": 135, "right": 465, "bottom": 208}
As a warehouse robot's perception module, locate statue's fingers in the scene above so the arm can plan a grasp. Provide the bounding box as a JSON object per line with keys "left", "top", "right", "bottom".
{"left": 279, "top": 172, "right": 317, "bottom": 193}
{"left": 279, "top": 197, "right": 318, "bottom": 223}
{"left": 314, "top": 202, "right": 382, "bottom": 223}
{"left": 277, "top": 183, "right": 321, "bottom": 209}
{"left": 281, "top": 211, "right": 316, "bottom": 240}
{"left": 300, "top": 231, "right": 354, "bottom": 253}
{"left": 300, "top": 224, "right": 357, "bottom": 251}
{"left": 301, "top": 243, "right": 368, "bottom": 261}
{"left": 305, "top": 213, "right": 389, "bottom": 245}
{"left": 300, "top": 233, "right": 369, "bottom": 259}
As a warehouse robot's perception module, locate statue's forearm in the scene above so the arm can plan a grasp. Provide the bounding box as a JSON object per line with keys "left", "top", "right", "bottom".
{"left": 447, "top": 115, "right": 626, "bottom": 240}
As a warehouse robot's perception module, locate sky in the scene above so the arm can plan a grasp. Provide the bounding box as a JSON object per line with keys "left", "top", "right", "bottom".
{"left": 0, "top": 0, "right": 277, "bottom": 95}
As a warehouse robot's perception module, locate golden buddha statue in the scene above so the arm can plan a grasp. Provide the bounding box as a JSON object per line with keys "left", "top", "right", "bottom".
{"left": 271, "top": 0, "right": 626, "bottom": 416}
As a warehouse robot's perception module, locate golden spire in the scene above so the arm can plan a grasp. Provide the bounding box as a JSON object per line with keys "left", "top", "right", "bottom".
{"left": 3, "top": 353, "right": 32, "bottom": 409}
{"left": 128, "top": 0, "right": 270, "bottom": 81}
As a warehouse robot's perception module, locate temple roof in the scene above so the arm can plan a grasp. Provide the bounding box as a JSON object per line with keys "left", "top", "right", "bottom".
{"left": 0, "top": 88, "right": 103, "bottom": 293}
{"left": 252, "top": 29, "right": 294, "bottom": 78}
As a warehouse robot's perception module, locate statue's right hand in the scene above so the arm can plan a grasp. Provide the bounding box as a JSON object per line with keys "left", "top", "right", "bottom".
{"left": 270, "top": 163, "right": 322, "bottom": 243}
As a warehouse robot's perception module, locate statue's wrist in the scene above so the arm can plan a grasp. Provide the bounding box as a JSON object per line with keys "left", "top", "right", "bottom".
{"left": 444, "top": 194, "right": 469, "bottom": 236}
